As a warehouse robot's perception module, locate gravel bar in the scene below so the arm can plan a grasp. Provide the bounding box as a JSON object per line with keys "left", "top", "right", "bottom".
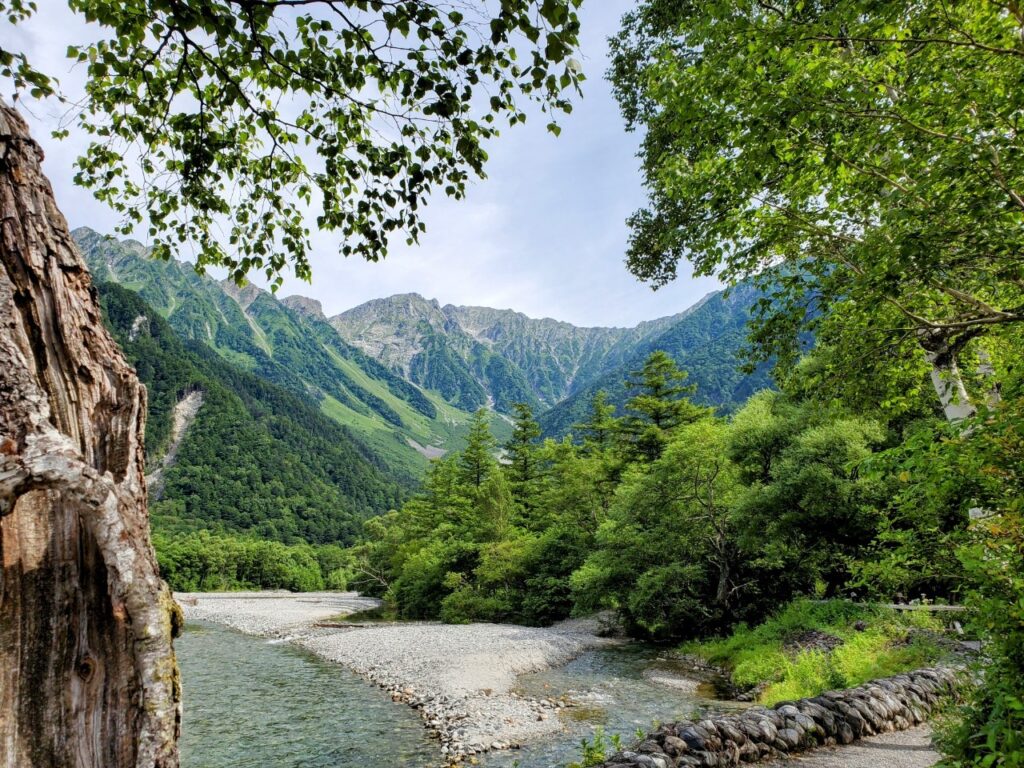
{"left": 176, "top": 592, "right": 615, "bottom": 762}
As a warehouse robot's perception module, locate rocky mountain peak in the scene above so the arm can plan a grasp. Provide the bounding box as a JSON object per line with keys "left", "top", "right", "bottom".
{"left": 281, "top": 294, "right": 327, "bottom": 321}
{"left": 219, "top": 279, "right": 265, "bottom": 311}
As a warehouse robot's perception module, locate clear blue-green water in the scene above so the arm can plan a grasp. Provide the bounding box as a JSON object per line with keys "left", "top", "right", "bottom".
{"left": 177, "top": 624, "right": 742, "bottom": 768}
{"left": 484, "top": 645, "right": 747, "bottom": 768}
{"left": 177, "top": 623, "right": 439, "bottom": 768}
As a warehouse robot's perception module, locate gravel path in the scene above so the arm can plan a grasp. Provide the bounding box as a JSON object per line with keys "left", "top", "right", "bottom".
{"left": 767, "top": 726, "right": 939, "bottom": 768}
{"left": 176, "top": 592, "right": 614, "bottom": 762}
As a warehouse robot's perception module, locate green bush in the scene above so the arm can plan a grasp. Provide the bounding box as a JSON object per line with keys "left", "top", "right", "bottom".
{"left": 569, "top": 728, "right": 623, "bottom": 768}
{"left": 938, "top": 514, "right": 1024, "bottom": 767}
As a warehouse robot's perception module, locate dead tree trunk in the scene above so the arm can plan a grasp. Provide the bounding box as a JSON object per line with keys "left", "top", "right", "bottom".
{"left": 0, "top": 106, "right": 181, "bottom": 766}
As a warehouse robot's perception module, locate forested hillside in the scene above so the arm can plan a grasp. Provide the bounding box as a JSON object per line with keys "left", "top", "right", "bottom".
{"left": 540, "top": 284, "right": 774, "bottom": 437}
{"left": 80, "top": 227, "right": 770, "bottom": 468}
{"left": 77, "top": 228, "right": 506, "bottom": 478}
{"left": 98, "top": 282, "right": 404, "bottom": 545}
{"left": 348, "top": 350, "right": 960, "bottom": 642}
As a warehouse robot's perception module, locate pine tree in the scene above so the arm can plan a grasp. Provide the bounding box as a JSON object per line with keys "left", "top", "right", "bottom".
{"left": 504, "top": 402, "right": 542, "bottom": 511}
{"left": 619, "top": 351, "right": 710, "bottom": 462}
{"left": 574, "top": 390, "right": 619, "bottom": 452}
{"left": 460, "top": 408, "right": 497, "bottom": 490}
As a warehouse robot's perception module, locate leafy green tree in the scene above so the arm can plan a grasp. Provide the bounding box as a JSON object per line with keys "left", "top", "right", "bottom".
{"left": 6, "top": 0, "right": 585, "bottom": 285}
{"left": 504, "top": 402, "right": 542, "bottom": 508}
{"left": 930, "top": 398, "right": 1024, "bottom": 767}
{"left": 476, "top": 471, "right": 517, "bottom": 543}
{"left": 459, "top": 408, "right": 497, "bottom": 490}
{"left": 850, "top": 420, "right": 974, "bottom": 601}
{"left": 619, "top": 351, "right": 709, "bottom": 462}
{"left": 610, "top": 1, "right": 1024, "bottom": 417}
{"left": 534, "top": 438, "right": 616, "bottom": 532}
{"left": 573, "top": 419, "right": 744, "bottom": 640}
{"left": 729, "top": 393, "right": 886, "bottom": 595}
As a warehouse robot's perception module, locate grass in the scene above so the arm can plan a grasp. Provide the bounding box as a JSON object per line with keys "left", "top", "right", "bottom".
{"left": 682, "top": 599, "right": 950, "bottom": 705}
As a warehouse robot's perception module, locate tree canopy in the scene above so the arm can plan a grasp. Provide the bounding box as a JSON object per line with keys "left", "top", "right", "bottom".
{"left": 610, "top": 0, "right": 1024, "bottom": 403}
{"left": 1, "top": 0, "right": 584, "bottom": 284}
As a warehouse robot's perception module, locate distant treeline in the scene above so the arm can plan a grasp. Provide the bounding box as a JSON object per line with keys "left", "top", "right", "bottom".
{"left": 154, "top": 531, "right": 350, "bottom": 592}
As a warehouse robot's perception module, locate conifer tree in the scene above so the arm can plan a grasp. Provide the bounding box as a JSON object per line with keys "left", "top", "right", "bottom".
{"left": 459, "top": 409, "right": 497, "bottom": 490}
{"left": 504, "top": 402, "right": 542, "bottom": 510}
{"left": 574, "top": 390, "right": 620, "bottom": 452}
{"left": 619, "top": 351, "right": 709, "bottom": 462}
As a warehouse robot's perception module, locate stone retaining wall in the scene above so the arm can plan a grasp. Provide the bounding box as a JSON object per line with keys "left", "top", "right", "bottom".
{"left": 598, "top": 667, "right": 959, "bottom": 768}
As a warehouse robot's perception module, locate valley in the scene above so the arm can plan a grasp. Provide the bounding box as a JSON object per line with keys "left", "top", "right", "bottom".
{"left": 3, "top": 3, "right": 1020, "bottom": 767}
{"left": 78, "top": 226, "right": 769, "bottom": 557}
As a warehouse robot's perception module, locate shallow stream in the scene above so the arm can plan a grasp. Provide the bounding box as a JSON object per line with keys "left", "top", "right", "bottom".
{"left": 177, "top": 623, "right": 741, "bottom": 768}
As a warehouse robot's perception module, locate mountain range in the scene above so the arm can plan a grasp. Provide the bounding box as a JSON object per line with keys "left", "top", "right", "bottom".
{"left": 77, "top": 227, "right": 773, "bottom": 540}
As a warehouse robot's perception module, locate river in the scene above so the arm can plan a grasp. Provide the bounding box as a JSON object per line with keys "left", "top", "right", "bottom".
{"left": 177, "top": 622, "right": 742, "bottom": 768}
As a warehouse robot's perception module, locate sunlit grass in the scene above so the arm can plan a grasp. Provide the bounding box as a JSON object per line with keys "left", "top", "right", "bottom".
{"left": 682, "top": 599, "right": 947, "bottom": 704}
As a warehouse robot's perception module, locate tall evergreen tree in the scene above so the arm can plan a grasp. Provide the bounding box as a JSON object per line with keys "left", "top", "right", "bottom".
{"left": 574, "top": 390, "right": 620, "bottom": 452}
{"left": 460, "top": 409, "right": 497, "bottom": 490}
{"left": 505, "top": 402, "right": 542, "bottom": 509}
{"left": 619, "top": 351, "right": 710, "bottom": 462}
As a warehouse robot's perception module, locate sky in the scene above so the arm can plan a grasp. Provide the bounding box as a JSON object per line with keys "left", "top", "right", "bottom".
{"left": 9, "top": 3, "right": 721, "bottom": 329}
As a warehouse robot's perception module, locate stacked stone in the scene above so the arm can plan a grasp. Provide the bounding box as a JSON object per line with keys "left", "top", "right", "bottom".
{"left": 599, "top": 667, "right": 959, "bottom": 768}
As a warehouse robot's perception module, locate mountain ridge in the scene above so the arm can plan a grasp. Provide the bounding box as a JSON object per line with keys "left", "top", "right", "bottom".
{"left": 75, "top": 226, "right": 771, "bottom": 474}
{"left": 328, "top": 291, "right": 710, "bottom": 409}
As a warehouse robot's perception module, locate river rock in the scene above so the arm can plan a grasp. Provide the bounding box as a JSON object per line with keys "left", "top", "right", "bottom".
{"left": 593, "top": 667, "right": 960, "bottom": 768}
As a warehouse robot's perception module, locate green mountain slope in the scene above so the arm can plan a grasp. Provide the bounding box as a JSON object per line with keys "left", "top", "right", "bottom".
{"left": 442, "top": 304, "right": 688, "bottom": 403}
{"left": 78, "top": 228, "right": 768, "bottom": 468}
{"left": 538, "top": 285, "right": 775, "bottom": 437}
{"left": 330, "top": 295, "right": 692, "bottom": 412}
{"left": 98, "top": 282, "right": 403, "bottom": 544}
{"left": 75, "top": 228, "right": 504, "bottom": 477}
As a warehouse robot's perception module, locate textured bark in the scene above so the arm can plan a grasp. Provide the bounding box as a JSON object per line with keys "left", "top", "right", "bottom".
{"left": 918, "top": 330, "right": 977, "bottom": 422}
{"left": 0, "top": 105, "right": 181, "bottom": 766}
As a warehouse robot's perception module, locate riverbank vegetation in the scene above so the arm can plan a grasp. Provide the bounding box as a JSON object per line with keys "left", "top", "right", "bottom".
{"left": 683, "top": 600, "right": 949, "bottom": 706}
{"left": 154, "top": 531, "right": 351, "bottom": 593}
{"left": 347, "top": 349, "right": 983, "bottom": 643}
{"left": 600, "top": 2, "right": 1024, "bottom": 765}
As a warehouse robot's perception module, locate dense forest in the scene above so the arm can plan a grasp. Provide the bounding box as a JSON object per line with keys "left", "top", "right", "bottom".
{"left": 99, "top": 282, "right": 405, "bottom": 588}
{"left": 348, "top": 348, "right": 1000, "bottom": 640}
